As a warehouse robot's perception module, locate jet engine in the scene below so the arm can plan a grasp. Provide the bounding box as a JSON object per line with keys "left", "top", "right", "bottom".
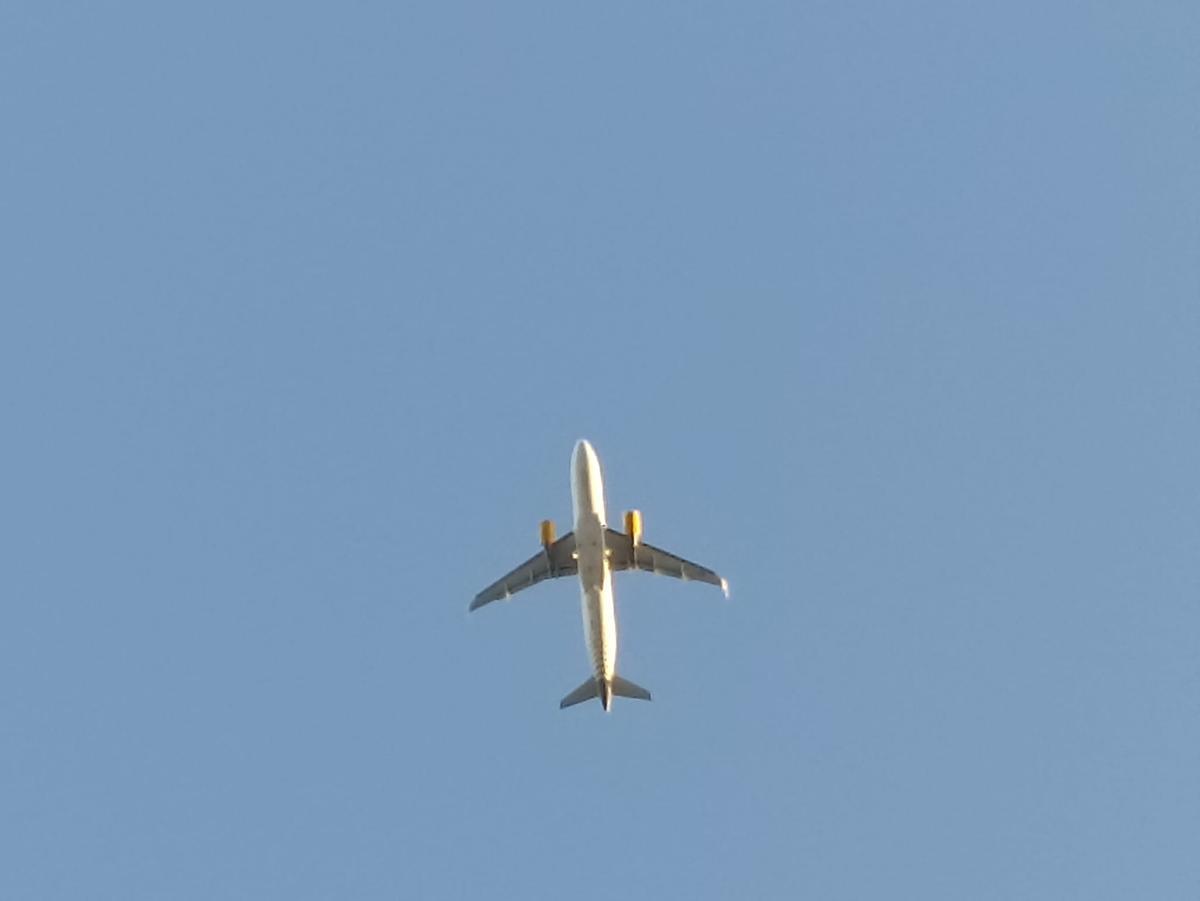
{"left": 540, "top": 519, "right": 556, "bottom": 549}
{"left": 623, "top": 509, "right": 643, "bottom": 547}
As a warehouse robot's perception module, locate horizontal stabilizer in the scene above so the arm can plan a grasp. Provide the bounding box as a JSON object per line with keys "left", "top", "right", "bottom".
{"left": 559, "top": 677, "right": 599, "bottom": 709}
{"left": 610, "top": 676, "right": 652, "bottom": 702}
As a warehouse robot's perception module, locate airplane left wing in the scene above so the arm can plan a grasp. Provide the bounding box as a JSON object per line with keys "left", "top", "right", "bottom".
{"left": 605, "top": 529, "right": 729, "bottom": 597}
{"left": 470, "top": 532, "right": 578, "bottom": 611}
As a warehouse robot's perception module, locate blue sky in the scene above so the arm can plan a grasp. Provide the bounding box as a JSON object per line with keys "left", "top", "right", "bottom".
{"left": 2, "top": 2, "right": 1197, "bottom": 898}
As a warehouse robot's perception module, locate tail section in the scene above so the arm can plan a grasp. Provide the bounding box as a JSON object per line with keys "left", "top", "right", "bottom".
{"left": 559, "top": 675, "right": 652, "bottom": 710}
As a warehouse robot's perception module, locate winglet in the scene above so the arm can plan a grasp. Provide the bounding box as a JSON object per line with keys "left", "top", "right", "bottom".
{"left": 720, "top": 577, "right": 730, "bottom": 599}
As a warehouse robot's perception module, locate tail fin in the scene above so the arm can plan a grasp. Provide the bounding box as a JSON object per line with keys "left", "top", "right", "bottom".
{"left": 610, "top": 676, "right": 652, "bottom": 702}
{"left": 559, "top": 675, "right": 653, "bottom": 710}
{"left": 559, "top": 678, "right": 599, "bottom": 709}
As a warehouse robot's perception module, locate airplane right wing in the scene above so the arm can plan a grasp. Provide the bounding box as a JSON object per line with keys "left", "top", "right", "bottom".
{"left": 605, "top": 528, "right": 729, "bottom": 597}
{"left": 470, "top": 532, "right": 578, "bottom": 611}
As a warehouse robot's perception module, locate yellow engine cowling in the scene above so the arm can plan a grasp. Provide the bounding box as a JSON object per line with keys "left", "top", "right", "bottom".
{"left": 540, "top": 519, "right": 556, "bottom": 548}
{"left": 623, "top": 509, "right": 643, "bottom": 547}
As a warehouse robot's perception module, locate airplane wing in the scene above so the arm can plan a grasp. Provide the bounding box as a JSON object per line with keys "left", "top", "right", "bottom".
{"left": 470, "top": 532, "right": 578, "bottom": 611}
{"left": 605, "top": 529, "right": 729, "bottom": 597}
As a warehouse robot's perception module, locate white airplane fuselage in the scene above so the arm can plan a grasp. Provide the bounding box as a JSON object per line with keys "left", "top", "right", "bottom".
{"left": 570, "top": 439, "right": 618, "bottom": 708}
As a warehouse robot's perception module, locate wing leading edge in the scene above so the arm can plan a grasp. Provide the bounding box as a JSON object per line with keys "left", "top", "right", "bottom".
{"left": 470, "top": 532, "right": 578, "bottom": 611}
{"left": 605, "top": 528, "right": 729, "bottom": 597}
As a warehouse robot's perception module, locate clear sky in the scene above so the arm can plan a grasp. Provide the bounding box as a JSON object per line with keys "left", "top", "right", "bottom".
{"left": 2, "top": 2, "right": 1197, "bottom": 898}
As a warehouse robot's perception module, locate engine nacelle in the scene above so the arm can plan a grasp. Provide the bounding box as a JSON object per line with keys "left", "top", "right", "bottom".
{"left": 623, "top": 509, "right": 643, "bottom": 547}
{"left": 540, "top": 519, "right": 556, "bottom": 548}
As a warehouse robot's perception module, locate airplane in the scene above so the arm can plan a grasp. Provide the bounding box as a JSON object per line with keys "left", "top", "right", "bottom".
{"left": 470, "top": 439, "right": 729, "bottom": 711}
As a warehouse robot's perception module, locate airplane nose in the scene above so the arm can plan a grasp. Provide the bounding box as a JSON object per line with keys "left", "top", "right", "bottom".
{"left": 572, "top": 439, "right": 594, "bottom": 474}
